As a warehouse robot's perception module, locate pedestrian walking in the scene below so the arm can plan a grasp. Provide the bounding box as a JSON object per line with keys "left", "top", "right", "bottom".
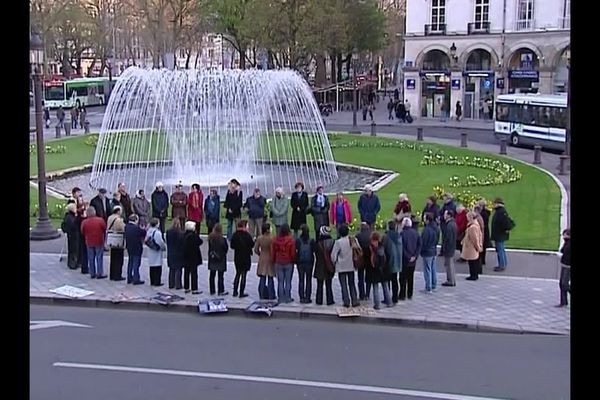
{"left": 383, "top": 220, "right": 402, "bottom": 303}
{"left": 404, "top": 99, "right": 412, "bottom": 119}
{"left": 399, "top": 218, "right": 420, "bottom": 300}
{"left": 455, "top": 101, "right": 462, "bottom": 121}
{"left": 230, "top": 220, "right": 254, "bottom": 297}
{"left": 271, "top": 223, "right": 296, "bottom": 303}
{"left": 151, "top": 182, "right": 169, "bottom": 233}
{"left": 207, "top": 223, "right": 229, "bottom": 296}
{"left": 491, "top": 198, "right": 515, "bottom": 272}
{"left": 330, "top": 192, "right": 352, "bottom": 233}
{"left": 254, "top": 223, "right": 275, "bottom": 300}
{"left": 56, "top": 106, "right": 65, "bottom": 128}
{"left": 204, "top": 189, "right": 221, "bottom": 235}
{"left": 145, "top": 218, "right": 166, "bottom": 286}
{"left": 166, "top": 219, "right": 185, "bottom": 290}
{"left": 314, "top": 226, "right": 335, "bottom": 306}
{"left": 70, "top": 106, "right": 78, "bottom": 129}
{"left": 44, "top": 106, "right": 50, "bottom": 128}
{"left": 290, "top": 182, "right": 309, "bottom": 237}
{"left": 331, "top": 224, "right": 360, "bottom": 308}
{"left": 295, "top": 224, "right": 316, "bottom": 303}
{"left": 387, "top": 98, "right": 394, "bottom": 120}
{"left": 224, "top": 179, "right": 243, "bottom": 240}
{"left": 358, "top": 184, "right": 381, "bottom": 229}
{"left": 441, "top": 210, "right": 457, "bottom": 287}
{"left": 124, "top": 214, "right": 146, "bottom": 284}
{"left": 80, "top": 206, "right": 107, "bottom": 279}
{"left": 368, "top": 103, "right": 374, "bottom": 121}
{"left": 355, "top": 222, "right": 372, "bottom": 300}
{"left": 244, "top": 188, "right": 266, "bottom": 240}
{"left": 187, "top": 184, "right": 204, "bottom": 233}
{"left": 270, "top": 187, "right": 289, "bottom": 236}
{"left": 132, "top": 189, "right": 150, "bottom": 228}
{"left": 420, "top": 213, "right": 440, "bottom": 294}
{"left": 106, "top": 206, "right": 125, "bottom": 281}
{"left": 79, "top": 104, "right": 87, "bottom": 128}
{"left": 556, "top": 229, "right": 570, "bottom": 308}
{"left": 310, "top": 186, "right": 330, "bottom": 240}
{"left": 183, "top": 221, "right": 203, "bottom": 294}
{"left": 366, "top": 231, "right": 392, "bottom": 309}
{"left": 462, "top": 212, "right": 483, "bottom": 281}
{"left": 170, "top": 183, "right": 188, "bottom": 228}
{"left": 61, "top": 203, "right": 80, "bottom": 270}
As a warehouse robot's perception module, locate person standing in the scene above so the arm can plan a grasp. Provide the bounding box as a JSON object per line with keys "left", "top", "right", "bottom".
{"left": 204, "top": 189, "right": 221, "bottom": 235}
{"left": 254, "top": 223, "right": 275, "bottom": 300}
{"left": 330, "top": 192, "right": 352, "bottom": 233}
{"left": 462, "top": 212, "right": 483, "bottom": 281}
{"left": 455, "top": 204, "right": 468, "bottom": 262}
{"left": 491, "top": 198, "right": 515, "bottom": 272}
{"left": 106, "top": 206, "right": 125, "bottom": 281}
{"left": 422, "top": 196, "right": 440, "bottom": 224}
{"left": 295, "top": 224, "right": 316, "bottom": 303}
{"left": 270, "top": 187, "right": 289, "bottom": 236}
{"left": 383, "top": 220, "right": 402, "bottom": 304}
{"left": 187, "top": 184, "right": 204, "bottom": 233}
{"left": 420, "top": 213, "right": 440, "bottom": 294}
{"left": 117, "top": 183, "right": 133, "bottom": 220}
{"left": 441, "top": 210, "right": 458, "bottom": 287}
{"left": 358, "top": 184, "right": 381, "bottom": 229}
{"left": 387, "top": 98, "right": 394, "bottom": 120}
{"left": 393, "top": 193, "right": 411, "bottom": 221}
{"left": 80, "top": 206, "right": 107, "bottom": 279}
{"left": 455, "top": 101, "right": 462, "bottom": 121}
{"left": 132, "top": 189, "right": 151, "bottom": 228}
{"left": 44, "top": 106, "right": 50, "bottom": 128}
{"left": 72, "top": 188, "right": 88, "bottom": 274}
{"left": 151, "top": 182, "right": 169, "bottom": 233}
{"left": 109, "top": 192, "right": 121, "bottom": 216}
{"left": 314, "top": 226, "right": 335, "bottom": 306}
{"left": 331, "top": 224, "right": 360, "bottom": 308}
{"left": 70, "top": 106, "right": 78, "bottom": 129}
{"left": 556, "top": 229, "right": 571, "bottom": 308}
{"left": 244, "top": 188, "right": 266, "bottom": 240}
{"left": 439, "top": 193, "right": 457, "bottom": 255}
{"left": 290, "top": 182, "right": 309, "bottom": 237}
{"left": 61, "top": 203, "right": 80, "bottom": 270}
{"left": 170, "top": 183, "right": 188, "bottom": 228}
{"left": 368, "top": 103, "right": 374, "bottom": 121}
{"left": 56, "top": 106, "right": 65, "bottom": 128}
{"left": 230, "top": 220, "right": 254, "bottom": 298}
{"left": 477, "top": 199, "right": 492, "bottom": 267}
{"left": 473, "top": 205, "right": 486, "bottom": 273}
{"left": 366, "top": 231, "right": 392, "bottom": 310}
{"left": 207, "top": 223, "right": 229, "bottom": 296}
{"left": 271, "top": 223, "right": 296, "bottom": 303}
{"left": 145, "top": 218, "right": 166, "bottom": 287}
{"left": 90, "top": 188, "right": 110, "bottom": 221}
{"left": 404, "top": 99, "right": 411, "bottom": 119}
{"left": 183, "top": 221, "right": 203, "bottom": 294}
{"left": 355, "top": 222, "right": 372, "bottom": 300}
{"left": 224, "top": 179, "right": 243, "bottom": 240}
{"left": 399, "top": 218, "right": 420, "bottom": 300}
{"left": 166, "top": 219, "right": 185, "bottom": 290}
{"left": 124, "top": 214, "right": 146, "bottom": 284}
{"left": 311, "top": 186, "right": 330, "bottom": 240}
{"left": 79, "top": 104, "right": 87, "bottom": 128}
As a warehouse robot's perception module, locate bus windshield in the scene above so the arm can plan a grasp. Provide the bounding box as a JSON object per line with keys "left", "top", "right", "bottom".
{"left": 44, "top": 86, "right": 64, "bottom": 101}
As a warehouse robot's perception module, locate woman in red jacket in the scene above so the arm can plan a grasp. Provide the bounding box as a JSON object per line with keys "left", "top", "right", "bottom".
{"left": 455, "top": 204, "right": 468, "bottom": 262}
{"left": 271, "top": 223, "right": 296, "bottom": 303}
{"left": 187, "top": 184, "right": 204, "bottom": 234}
{"left": 330, "top": 192, "right": 352, "bottom": 233}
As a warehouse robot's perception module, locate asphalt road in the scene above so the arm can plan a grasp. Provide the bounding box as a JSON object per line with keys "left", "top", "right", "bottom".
{"left": 30, "top": 304, "right": 570, "bottom": 400}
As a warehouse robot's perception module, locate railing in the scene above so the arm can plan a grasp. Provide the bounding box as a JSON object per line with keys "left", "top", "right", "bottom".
{"left": 468, "top": 21, "right": 490, "bottom": 34}
{"left": 515, "top": 20, "right": 536, "bottom": 31}
{"left": 424, "top": 24, "right": 446, "bottom": 36}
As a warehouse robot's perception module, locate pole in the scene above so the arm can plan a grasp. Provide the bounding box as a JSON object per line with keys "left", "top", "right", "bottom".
{"left": 30, "top": 67, "right": 60, "bottom": 240}
{"left": 350, "top": 59, "right": 360, "bottom": 134}
{"left": 565, "top": 62, "right": 570, "bottom": 156}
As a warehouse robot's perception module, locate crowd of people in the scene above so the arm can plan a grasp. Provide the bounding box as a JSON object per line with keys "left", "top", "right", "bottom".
{"left": 60, "top": 178, "right": 569, "bottom": 309}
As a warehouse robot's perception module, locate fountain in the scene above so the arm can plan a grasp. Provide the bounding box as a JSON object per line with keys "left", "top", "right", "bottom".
{"left": 90, "top": 67, "right": 339, "bottom": 196}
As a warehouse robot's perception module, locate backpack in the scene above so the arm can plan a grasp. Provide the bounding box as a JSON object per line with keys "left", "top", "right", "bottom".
{"left": 349, "top": 236, "right": 364, "bottom": 269}
{"left": 145, "top": 230, "right": 161, "bottom": 251}
{"left": 297, "top": 239, "right": 312, "bottom": 264}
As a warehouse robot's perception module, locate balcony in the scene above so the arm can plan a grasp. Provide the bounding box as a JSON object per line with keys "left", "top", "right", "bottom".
{"left": 515, "top": 20, "right": 536, "bottom": 31}
{"left": 424, "top": 24, "right": 446, "bottom": 36}
{"left": 468, "top": 21, "right": 490, "bottom": 34}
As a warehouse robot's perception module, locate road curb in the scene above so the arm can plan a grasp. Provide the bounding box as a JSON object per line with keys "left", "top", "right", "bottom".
{"left": 29, "top": 294, "right": 567, "bottom": 336}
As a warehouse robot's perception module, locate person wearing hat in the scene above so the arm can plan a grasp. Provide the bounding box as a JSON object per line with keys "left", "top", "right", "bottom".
{"left": 290, "top": 182, "right": 309, "bottom": 237}
{"left": 171, "top": 183, "right": 188, "bottom": 229}
{"left": 314, "top": 225, "right": 335, "bottom": 306}
{"left": 90, "top": 188, "right": 111, "bottom": 221}
{"left": 358, "top": 184, "right": 381, "bottom": 229}
{"left": 133, "top": 189, "right": 151, "bottom": 228}
{"left": 151, "top": 182, "right": 169, "bottom": 233}
{"left": 311, "top": 185, "right": 330, "bottom": 241}
{"left": 224, "top": 179, "right": 244, "bottom": 240}
{"left": 490, "top": 197, "right": 515, "bottom": 272}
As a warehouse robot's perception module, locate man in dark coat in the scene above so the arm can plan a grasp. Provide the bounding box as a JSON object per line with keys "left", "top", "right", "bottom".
{"left": 422, "top": 195, "right": 440, "bottom": 223}
{"left": 203, "top": 189, "right": 221, "bottom": 235}
{"left": 400, "top": 217, "right": 420, "bottom": 300}
{"left": 290, "top": 182, "right": 309, "bottom": 237}
{"left": 556, "top": 228, "right": 570, "bottom": 307}
{"left": 439, "top": 193, "right": 457, "bottom": 255}
{"left": 491, "top": 198, "right": 514, "bottom": 272}
{"left": 171, "top": 183, "right": 188, "bottom": 228}
{"left": 477, "top": 199, "right": 492, "bottom": 266}
{"left": 244, "top": 188, "right": 266, "bottom": 239}
{"left": 357, "top": 184, "right": 381, "bottom": 229}
{"left": 89, "top": 188, "right": 111, "bottom": 221}
{"left": 61, "top": 203, "right": 80, "bottom": 269}
{"left": 311, "top": 186, "right": 330, "bottom": 240}
{"left": 224, "top": 179, "right": 243, "bottom": 240}
{"left": 441, "top": 210, "right": 458, "bottom": 287}
{"left": 230, "top": 220, "right": 255, "bottom": 297}
{"left": 117, "top": 183, "right": 133, "bottom": 219}
{"left": 355, "top": 222, "right": 372, "bottom": 300}
{"left": 124, "top": 214, "right": 146, "bottom": 284}
{"left": 151, "top": 182, "right": 169, "bottom": 233}
{"left": 166, "top": 219, "right": 185, "bottom": 289}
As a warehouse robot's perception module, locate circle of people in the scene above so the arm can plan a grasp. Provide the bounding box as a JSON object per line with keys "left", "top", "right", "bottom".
{"left": 63, "top": 179, "right": 516, "bottom": 309}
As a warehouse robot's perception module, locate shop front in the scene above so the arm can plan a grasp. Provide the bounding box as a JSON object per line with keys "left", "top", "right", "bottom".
{"left": 420, "top": 71, "right": 450, "bottom": 118}
{"left": 463, "top": 71, "right": 495, "bottom": 119}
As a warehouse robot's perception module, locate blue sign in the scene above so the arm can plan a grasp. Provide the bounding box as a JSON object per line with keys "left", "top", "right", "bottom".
{"left": 496, "top": 78, "right": 505, "bottom": 89}
{"left": 406, "top": 79, "right": 416, "bottom": 90}
{"left": 483, "top": 79, "right": 492, "bottom": 89}
{"left": 451, "top": 79, "right": 461, "bottom": 90}
{"left": 509, "top": 70, "right": 539, "bottom": 79}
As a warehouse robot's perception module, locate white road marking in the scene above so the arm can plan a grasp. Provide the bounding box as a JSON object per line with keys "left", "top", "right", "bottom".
{"left": 30, "top": 320, "right": 92, "bottom": 331}
{"left": 53, "top": 362, "right": 510, "bottom": 400}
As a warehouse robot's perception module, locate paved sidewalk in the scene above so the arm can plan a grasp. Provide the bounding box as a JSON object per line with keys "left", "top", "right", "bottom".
{"left": 30, "top": 252, "right": 570, "bottom": 335}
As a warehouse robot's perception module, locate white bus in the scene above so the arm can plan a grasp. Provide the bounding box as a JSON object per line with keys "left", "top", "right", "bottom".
{"left": 43, "top": 77, "right": 117, "bottom": 109}
{"left": 494, "top": 93, "right": 568, "bottom": 151}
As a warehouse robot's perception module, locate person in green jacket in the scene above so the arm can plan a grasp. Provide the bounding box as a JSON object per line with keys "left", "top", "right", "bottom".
{"left": 270, "top": 187, "right": 289, "bottom": 236}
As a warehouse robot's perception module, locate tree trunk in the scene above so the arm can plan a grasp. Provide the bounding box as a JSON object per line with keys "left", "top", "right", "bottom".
{"left": 315, "top": 53, "right": 327, "bottom": 87}
{"left": 330, "top": 53, "right": 337, "bottom": 84}
{"left": 239, "top": 48, "right": 246, "bottom": 70}
{"left": 87, "top": 58, "right": 97, "bottom": 77}
{"left": 336, "top": 52, "right": 344, "bottom": 83}
{"left": 194, "top": 47, "right": 200, "bottom": 68}
{"left": 185, "top": 50, "right": 191, "bottom": 69}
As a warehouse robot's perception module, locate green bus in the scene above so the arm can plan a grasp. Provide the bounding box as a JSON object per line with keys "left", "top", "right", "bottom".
{"left": 44, "top": 77, "right": 118, "bottom": 109}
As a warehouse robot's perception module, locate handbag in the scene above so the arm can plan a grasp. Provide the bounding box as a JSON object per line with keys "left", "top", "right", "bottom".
{"left": 349, "top": 236, "right": 364, "bottom": 270}
{"left": 106, "top": 218, "right": 124, "bottom": 249}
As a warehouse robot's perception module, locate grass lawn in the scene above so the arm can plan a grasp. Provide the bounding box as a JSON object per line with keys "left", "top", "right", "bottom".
{"left": 30, "top": 133, "right": 561, "bottom": 250}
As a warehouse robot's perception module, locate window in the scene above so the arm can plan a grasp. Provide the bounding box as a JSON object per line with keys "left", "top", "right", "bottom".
{"left": 474, "top": 0, "right": 490, "bottom": 28}
{"left": 431, "top": 0, "right": 446, "bottom": 31}
{"left": 517, "top": 0, "right": 534, "bottom": 30}
{"left": 496, "top": 103, "right": 567, "bottom": 128}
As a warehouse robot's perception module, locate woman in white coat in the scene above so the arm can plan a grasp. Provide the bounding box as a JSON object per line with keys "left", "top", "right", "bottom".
{"left": 145, "top": 217, "right": 166, "bottom": 286}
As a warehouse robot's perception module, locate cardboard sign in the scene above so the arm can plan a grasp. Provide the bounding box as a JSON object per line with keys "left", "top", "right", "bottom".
{"left": 198, "top": 298, "right": 228, "bottom": 314}
{"left": 246, "top": 300, "right": 278, "bottom": 316}
{"left": 49, "top": 285, "right": 94, "bottom": 298}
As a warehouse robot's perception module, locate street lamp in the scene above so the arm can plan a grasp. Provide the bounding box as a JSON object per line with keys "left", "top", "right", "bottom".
{"left": 449, "top": 42, "right": 458, "bottom": 64}
{"left": 30, "top": 31, "right": 61, "bottom": 241}
{"left": 565, "top": 49, "right": 571, "bottom": 156}
{"left": 350, "top": 48, "right": 361, "bottom": 134}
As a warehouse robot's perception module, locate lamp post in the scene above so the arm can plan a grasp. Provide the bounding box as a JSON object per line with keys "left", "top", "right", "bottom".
{"left": 449, "top": 42, "right": 458, "bottom": 64}
{"left": 107, "top": 50, "right": 114, "bottom": 104}
{"left": 30, "top": 31, "right": 60, "bottom": 241}
{"left": 565, "top": 50, "right": 570, "bottom": 156}
{"left": 350, "top": 48, "right": 361, "bottom": 134}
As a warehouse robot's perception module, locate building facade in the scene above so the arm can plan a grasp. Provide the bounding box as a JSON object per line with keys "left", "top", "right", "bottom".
{"left": 403, "top": 0, "right": 570, "bottom": 119}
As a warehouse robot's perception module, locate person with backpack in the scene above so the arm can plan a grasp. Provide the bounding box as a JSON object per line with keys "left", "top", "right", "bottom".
{"left": 556, "top": 228, "right": 570, "bottom": 308}
{"left": 383, "top": 220, "right": 403, "bottom": 304}
{"left": 314, "top": 226, "right": 335, "bottom": 305}
{"left": 491, "top": 197, "right": 515, "bottom": 272}
{"left": 124, "top": 214, "right": 146, "bottom": 284}
{"left": 166, "top": 219, "right": 185, "bottom": 290}
{"left": 295, "top": 224, "right": 316, "bottom": 304}
{"left": 331, "top": 224, "right": 360, "bottom": 308}
{"left": 145, "top": 218, "right": 166, "bottom": 286}
{"left": 183, "top": 221, "right": 203, "bottom": 294}
{"left": 366, "top": 231, "right": 391, "bottom": 310}
{"left": 254, "top": 223, "right": 275, "bottom": 299}
{"left": 207, "top": 223, "right": 229, "bottom": 296}
{"left": 230, "top": 220, "right": 254, "bottom": 297}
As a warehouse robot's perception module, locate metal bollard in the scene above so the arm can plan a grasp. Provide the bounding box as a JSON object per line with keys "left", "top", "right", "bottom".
{"left": 500, "top": 138, "right": 507, "bottom": 155}
{"left": 559, "top": 155, "right": 569, "bottom": 175}
{"left": 460, "top": 132, "right": 468, "bottom": 148}
{"left": 64, "top": 123, "right": 71, "bottom": 136}
{"left": 370, "top": 122, "right": 376, "bottom": 136}
{"left": 417, "top": 127, "right": 424, "bottom": 141}
{"left": 533, "top": 145, "right": 542, "bottom": 164}
{"left": 84, "top": 121, "right": 90, "bottom": 134}
{"left": 55, "top": 125, "right": 62, "bottom": 138}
